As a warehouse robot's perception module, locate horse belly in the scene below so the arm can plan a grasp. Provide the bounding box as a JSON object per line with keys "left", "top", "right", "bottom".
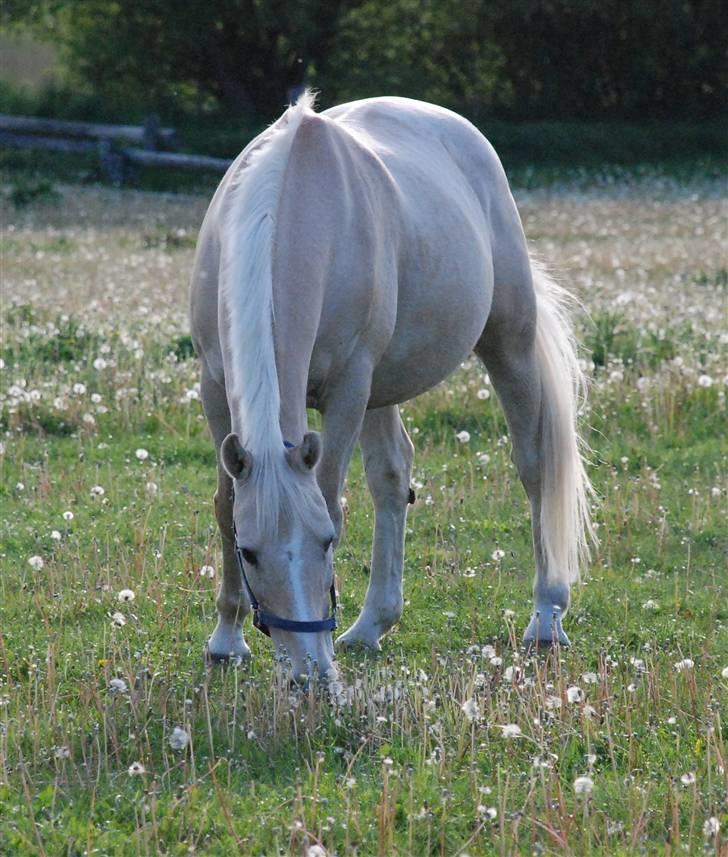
{"left": 368, "top": 260, "right": 492, "bottom": 408}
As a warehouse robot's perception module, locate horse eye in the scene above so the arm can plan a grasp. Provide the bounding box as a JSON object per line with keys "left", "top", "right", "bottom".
{"left": 241, "top": 548, "right": 258, "bottom": 566}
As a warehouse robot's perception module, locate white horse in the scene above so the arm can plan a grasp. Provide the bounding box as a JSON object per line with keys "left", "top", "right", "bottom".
{"left": 190, "top": 92, "right": 593, "bottom": 683}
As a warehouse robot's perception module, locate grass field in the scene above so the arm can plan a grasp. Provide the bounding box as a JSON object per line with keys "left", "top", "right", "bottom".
{"left": 1, "top": 169, "right": 726, "bottom": 855}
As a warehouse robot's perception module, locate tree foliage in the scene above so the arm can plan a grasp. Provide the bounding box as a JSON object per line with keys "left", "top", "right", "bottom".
{"left": 4, "top": 0, "right": 727, "bottom": 121}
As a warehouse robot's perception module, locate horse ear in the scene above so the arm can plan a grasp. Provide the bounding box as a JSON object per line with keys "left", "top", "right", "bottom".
{"left": 220, "top": 433, "right": 253, "bottom": 481}
{"left": 286, "top": 432, "right": 321, "bottom": 472}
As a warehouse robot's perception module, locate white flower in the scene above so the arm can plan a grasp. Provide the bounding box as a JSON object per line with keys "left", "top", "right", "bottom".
{"left": 642, "top": 599, "right": 659, "bottom": 610}
{"left": 72, "top": 383, "right": 87, "bottom": 395}
{"left": 703, "top": 817, "right": 720, "bottom": 836}
{"left": 118, "top": 589, "right": 135, "bottom": 603}
{"left": 697, "top": 374, "right": 713, "bottom": 388}
{"left": 28, "top": 555, "right": 44, "bottom": 570}
{"left": 128, "top": 761, "right": 146, "bottom": 775}
{"left": 199, "top": 565, "right": 215, "bottom": 578}
{"left": 675, "top": 658, "right": 694, "bottom": 672}
{"left": 169, "top": 726, "right": 190, "bottom": 751}
{"left": 680, "top": 772, "right": 696, "bottom": 786}
{"left": 51, "top": 530, "right": 61, "bottom": 541}
{"left": 566, "top": 686, "right": 583, "bottom": 704}
{"left": 499, "top": 723, "right": 521, "bottom": 738}
{"left": 476, "top": 388, "right": 490, "bottom": 400}
{"left": 135, "top": 448, "right": 149, "bottom": 461}
{"left": 109, "top": 677, "right": 128, "bottom": 694}
{"left": 478, "top": 805, "right": 497, "bottom": 819}
{"left": 63, "top": 510, "right": 74, "bottom": 521}
{"left": 492, "top": 549, "right": 505, "bottom": 561}
{"left": 455, "top": 430, "right": 471, "bottom": 443}
{"left": 111, "top": 611, "right": 127, "bottom": 627}
{"left": 574, "top": 775, "right": 594, "bottom": 796}
{"left": 477, "top": 452, "right": 491, "bottom": 465}
{"left": 145, "top": 481, "right": 158, "bottom": 497}
{"left": 90, "top": 485, "right": 105, "bottom": 498}
{"left": 721, "top": 666, "right": 728, "bottom": 679}
{"left": 93, "top": 357, "right": 107, "bottom": 370}
{"left": 461, "top": 699, "right": 480, "bottom": 722}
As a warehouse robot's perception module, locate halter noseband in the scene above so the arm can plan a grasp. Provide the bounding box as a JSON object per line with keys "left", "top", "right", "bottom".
{"left": 232, "top": 522, "right": 338, "bottom": 638}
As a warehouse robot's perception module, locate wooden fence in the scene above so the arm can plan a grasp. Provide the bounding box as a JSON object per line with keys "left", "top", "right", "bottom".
{"left": 0, "top": 113, "right": 232, "bottom": 183}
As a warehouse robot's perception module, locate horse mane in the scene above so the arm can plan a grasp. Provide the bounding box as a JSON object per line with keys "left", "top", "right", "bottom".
{"left": 220, "top": 90, "right": 317, "bottom": 532}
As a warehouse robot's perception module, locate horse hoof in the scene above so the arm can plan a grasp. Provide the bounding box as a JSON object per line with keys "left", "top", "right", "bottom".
{"left": 204, "top": 642, "right": 251, "bottom": 667}
{"left": 335, "top": 629, "right": 382, "bottom": 652}
{"left": 523, "top": 610, "right": 570, "bottom": 649}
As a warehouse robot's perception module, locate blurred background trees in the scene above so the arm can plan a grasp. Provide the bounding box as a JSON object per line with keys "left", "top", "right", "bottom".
{"left": 2, "top": 0, "right": 726, "bottom": 123}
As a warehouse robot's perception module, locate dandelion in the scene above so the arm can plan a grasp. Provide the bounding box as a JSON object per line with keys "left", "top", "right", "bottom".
{"left": 128, "top": 762, "right": 146, "bottom": 776}
{"left": 697, "top": 374, "right": 713, "bottom": 388}
{"left": 51, "top": 530, "right": 62, "bottom": 541}
{"left": 199, "top": 565, "right": 215, "bottom": 578}
{"left": 499, "top": 723, "right": 522, "bottom": 738}
{"left": 109, "top": 677, "right": 128, "bottom": 694}
{"left": 111, "top": 611, "right": 127, "bottom": 627}
{"left": 703, "top": 817, "right": 720, "bottom": 836}
{"left": 476, "top": 388, "right": 490, "bottom": 400}
{"left": 574, "top": 775, "right": 594, "bottom": 796}
{"left": 461, "top": 699, "right": 480, "bottom": 722}
{"left": 72, "top": 382, "right": 87, "bottom": 395}
{"left": 478, "top": 805, "right": 497, "bottom": 819}
{"left": 582, "top": 672, "right": 598, "bottom": 684}
{"left": 674, "top": 658, "right": 694, "bottom": 671}
{"left": 169, "top": 726, "right": 190, "bottom": 751}
{"left": 680, "top": 772, "right": 696, "bottom": 786}
{"left": 118, "top": 588, "right": 135, "bottom": 603}
{"left": 135, "top": 448, "right": 149, "bottom": 461}
{"left": 566, "top": 686, "right": 583, "bottom": 704}
{"left": 722, "top": 666, "right": 728, "bottom": 679}
{"left": 305, "top": 846, "right": 327, "bottom": 857}
{"left": 63, "top": 510, "right": 74, "bottom": 521}
{"left": 28, "top": 555, "right": 44, "bottom": 571}
{"left": 642, "top": 599, "right": 659, "bottom": 610}
{"left": 53, "top": 746, "right": 71, "bottom": 760}
{"left": 477, "top": 452, "right": 490, "bottom": 465}
{"left": 93, "top": 357, "right": 107, "bottom": 370}
{"left": 492, "top": 549, "right": 505, "bottom": 561}
{"left": 145, "top": 481, "right": 158, "bottom": 497}
{"left": 90, "top": 485, "right": 105, "bottom": 498}
{"left": 455, "top": 430, "right": 471, "bottom": 443}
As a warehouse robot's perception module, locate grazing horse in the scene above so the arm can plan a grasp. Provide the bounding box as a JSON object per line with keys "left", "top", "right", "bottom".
{"left": 190, "top": 93, "right": 593, "bottom": 682}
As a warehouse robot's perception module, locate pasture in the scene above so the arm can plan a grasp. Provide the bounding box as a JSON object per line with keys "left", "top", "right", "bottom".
{"left": 1, "top": 169, "right": 726, "bottom": 855}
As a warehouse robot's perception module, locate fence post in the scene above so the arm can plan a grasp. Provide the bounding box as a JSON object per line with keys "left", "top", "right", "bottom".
{"left": 142, "top": 114, "right": 160, "bottom": 150}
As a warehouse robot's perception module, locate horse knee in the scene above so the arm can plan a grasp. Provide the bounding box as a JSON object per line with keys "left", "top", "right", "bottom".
{"left": 213, "top": 488, "right": 233, "bottom": 531}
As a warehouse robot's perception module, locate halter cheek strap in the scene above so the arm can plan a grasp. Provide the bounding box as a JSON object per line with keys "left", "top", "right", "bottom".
{"left": 232, "top": 522, "right": 338, "bottom": 638}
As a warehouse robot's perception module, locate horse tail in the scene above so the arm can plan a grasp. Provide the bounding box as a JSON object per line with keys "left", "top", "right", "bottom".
{"left": 531, "top": 259, "right": 595, "bottom": 584}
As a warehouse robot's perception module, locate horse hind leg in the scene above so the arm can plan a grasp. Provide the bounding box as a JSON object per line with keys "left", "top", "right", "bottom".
{"left": 336, "top": 405, "right": 414, "bottom": 650}
{"left": 476, "top": 261, "right": 594, "bottom": 647}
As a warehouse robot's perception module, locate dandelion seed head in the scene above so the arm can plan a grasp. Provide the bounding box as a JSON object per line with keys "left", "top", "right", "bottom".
{"left": 574, "top": 775, "right": 594, "bottom": 796}
{"left": 169, "top": 726, "right": 190, "bottom": 750}
{"left": 28, "top": 555, "right": 44, "bottom": 570}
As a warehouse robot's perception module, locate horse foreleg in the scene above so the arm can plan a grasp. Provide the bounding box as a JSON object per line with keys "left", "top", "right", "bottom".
{"left": 200, "top": 366, "right": 252, "bottom": 663}
{"left": 337, "top": 405, "right": 414, "bottom": 650}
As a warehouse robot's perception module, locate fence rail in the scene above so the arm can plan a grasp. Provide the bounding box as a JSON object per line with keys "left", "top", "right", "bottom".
{"left": 0, "top": 112, "right": 232, "bottom": 183}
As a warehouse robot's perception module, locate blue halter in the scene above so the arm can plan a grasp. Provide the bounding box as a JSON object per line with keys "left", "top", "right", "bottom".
{"left": 233, "top": 523, "right": 337, "bottom": 636}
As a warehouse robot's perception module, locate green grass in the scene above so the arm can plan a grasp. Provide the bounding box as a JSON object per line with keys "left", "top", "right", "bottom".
{"left": 0, "top": 179, "right": 726, "bottom": 855}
